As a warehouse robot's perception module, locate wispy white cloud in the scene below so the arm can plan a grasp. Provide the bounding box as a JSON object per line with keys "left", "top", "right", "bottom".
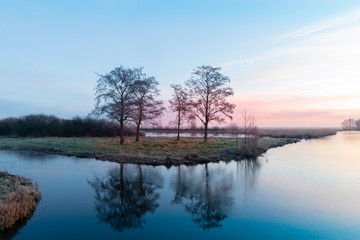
{"left": 278, "top": 23, "right": 338, "bottom": 40}
{"left": 223, "top": 6, "right": 360, "bottom": 126}
{"left": 277, "top": 7, "right": 360, "bottom": 39}
{"left": 220, "top": 47, "right": 314, "bottom": 68}
{"left": 221, "top": 7, "right": 360, "bottom": 69}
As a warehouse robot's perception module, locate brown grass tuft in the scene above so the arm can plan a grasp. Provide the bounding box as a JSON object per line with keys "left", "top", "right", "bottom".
{"left": 0, "top": 172, "right": 41, "bottom": 231}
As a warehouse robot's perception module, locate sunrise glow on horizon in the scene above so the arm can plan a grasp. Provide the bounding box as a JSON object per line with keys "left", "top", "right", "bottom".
{"left": 228, "top": 6, "right": 360, "bottom": 127}
{"left": 1, "top": 1, "right": 360, "bottom": 127}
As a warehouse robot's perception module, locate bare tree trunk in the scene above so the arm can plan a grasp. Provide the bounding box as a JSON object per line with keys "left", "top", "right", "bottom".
{"left": 177, "top": 124, "right": 180, "bottom": 141}
{"left": 204, "top": 121, "right": 208, "bottom": 142}
{"left": 177, "top": 114, "right": 180, "bottom": 141}
{"left": 120, "top": 119, "right": 124, "bottom": 145}
{"left": 204, "top": 93, "right": 209, "bottom": 143}
{"left": 135, "top": 122, "right": 140, "bottom": 142}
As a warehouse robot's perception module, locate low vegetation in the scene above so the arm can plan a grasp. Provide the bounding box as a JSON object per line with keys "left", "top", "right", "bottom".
{"left": 0, "top": 172, "right": 41, "bottom": 231}
{"left": 258, "top": 128, "right": 338, "bottom": 139}
{"left": 0, "top": 114, "right": 140, "bottom": 137}
{"left": 0, "top": 136, "right": 232, "bottom": 158}
{"left": 0, "top": 135, "right": 302, "bottom": 166}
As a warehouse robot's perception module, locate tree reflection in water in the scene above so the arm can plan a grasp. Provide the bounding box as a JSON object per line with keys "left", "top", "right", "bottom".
{"left": 88, "top": 159, "right": 262, "bottom": 232}
{"left": 171, "top": 163, "right": 233, "bottom": 230}
{"left": 88, "top": 164, "right": 161, "bottom": 232}
{"left": 236, "top": 159, "right": 262, "bottom": 197}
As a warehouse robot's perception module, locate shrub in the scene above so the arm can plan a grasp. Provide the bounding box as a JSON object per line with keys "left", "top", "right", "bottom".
{"left": 0, "top": 114, "right": 140, "bottom": 137}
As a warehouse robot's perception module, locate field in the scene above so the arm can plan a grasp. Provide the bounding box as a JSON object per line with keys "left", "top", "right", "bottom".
{"left": 258, "top": 128, "right": 339, "bottom": 138}
{"left": 0, "top": 137, "right": 234, "bottom": 158}
{"left": 0, "top": 137, "right": 309, "bottom": 165}
{"left": 0, "top": 128, "right": 339, "bottom": 165}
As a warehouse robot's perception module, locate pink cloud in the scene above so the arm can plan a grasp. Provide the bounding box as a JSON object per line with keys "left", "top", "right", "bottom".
{"left": 160, "top": 93, "right": 360, "bottom": 128}
{"left": 230, "top": 94, "right": 360, "bottom": 127}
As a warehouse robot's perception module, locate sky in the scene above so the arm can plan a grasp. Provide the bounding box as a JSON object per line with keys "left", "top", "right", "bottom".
{"left": 1, "top": 0, "right": 360, "bottom": 127}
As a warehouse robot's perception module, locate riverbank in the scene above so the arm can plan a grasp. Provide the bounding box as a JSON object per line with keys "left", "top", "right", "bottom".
{"left": 0, "top": 172, "right": 41, "bottom": 231}
{"left": 0, "top": 135, "right": 319, "bottom": 166}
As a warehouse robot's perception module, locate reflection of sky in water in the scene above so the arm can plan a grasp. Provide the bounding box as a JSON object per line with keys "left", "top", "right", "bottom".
{"left": 0, "top": 131, "right": 359, "bottom": 239}
{"left": 254, "top": 132, "right": 360, "bottom": 232}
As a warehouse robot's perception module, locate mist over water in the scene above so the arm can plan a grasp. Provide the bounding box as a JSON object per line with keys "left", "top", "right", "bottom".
{"left": 0, "top": 132, "right": 359, "bottom": 239}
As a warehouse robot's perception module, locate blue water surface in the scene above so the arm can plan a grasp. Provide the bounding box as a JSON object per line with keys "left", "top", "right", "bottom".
{"left": 0, "top": 132, "right": 359, "bottom": 240}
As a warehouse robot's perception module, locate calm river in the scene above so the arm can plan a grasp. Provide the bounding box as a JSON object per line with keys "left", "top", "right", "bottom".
{"left": 0, "top": 132, "right": 359, "bottom": 239}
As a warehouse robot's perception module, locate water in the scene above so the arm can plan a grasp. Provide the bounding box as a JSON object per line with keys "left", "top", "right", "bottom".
{"left": 0, "top": 132, "right": 359, "bottom": 239}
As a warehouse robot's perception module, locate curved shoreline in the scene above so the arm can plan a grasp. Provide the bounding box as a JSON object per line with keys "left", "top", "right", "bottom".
{"left": 0, "top": 137, "right": 301, "bottom": 167}
{"left": 0, "top": 172, "right": 41, "bottom": 231}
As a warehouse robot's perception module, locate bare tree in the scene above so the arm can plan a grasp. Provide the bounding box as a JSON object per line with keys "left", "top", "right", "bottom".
{"left": 342, "top": 118, "right": 356, "bottom": 131}
{"left": 186, "top": 65, "right": 235, "bottom": 142}
{"left": 238, "top": 110, "right": 259, "bottom": 156}
{"left": 168, "top": 84, "right": 193, "bottom": 141}
{"left": 91, "top": 66, "right": 141, "bottom": 145}
{"left": 356, "top": 119, "right": 360, "bottom": 130}
{"left": 130, "top": 75, "right": 165, "bottom": 142}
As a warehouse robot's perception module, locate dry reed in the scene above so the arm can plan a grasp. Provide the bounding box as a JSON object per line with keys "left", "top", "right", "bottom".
{"left": 0, "top": 172, "right": 41, "bottom": 231}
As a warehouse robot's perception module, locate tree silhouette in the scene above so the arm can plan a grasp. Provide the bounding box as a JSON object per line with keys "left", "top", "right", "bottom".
{"left": 91, "top": 66, "right": 142, "bottom": 144}
{"left": 168, "top": 84, "right": 193, "bottom": 141}
{"left": 342, "top": 118, "right": 356, "bottom": 130}
{"left": 130, "top": 76, "right": 165, "bottom": 142}
{"left": 186, "top": 65, "right": 235, "bottom": 142}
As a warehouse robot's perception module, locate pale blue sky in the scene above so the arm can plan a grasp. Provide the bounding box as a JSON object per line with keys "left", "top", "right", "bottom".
{"left": 1, "top": 0, "right": 360, "bottom": 126}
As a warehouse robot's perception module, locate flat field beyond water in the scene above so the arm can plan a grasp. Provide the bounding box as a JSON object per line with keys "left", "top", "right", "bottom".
{"left": 0, "top": 136, "right": 271, "bottom": 158}
{"left": 0, "top": 129, "right": 336, "bottom": 158}
{"left": 0, "top": 136, "right": 236, "bottom": 158}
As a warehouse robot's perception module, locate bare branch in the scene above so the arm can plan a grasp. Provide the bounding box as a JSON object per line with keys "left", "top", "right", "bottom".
{"left": 185, "top": 65, "right": 235, "bottom": 142}
{"left": 91, "top": 66, "right": 142, "bottom": 144}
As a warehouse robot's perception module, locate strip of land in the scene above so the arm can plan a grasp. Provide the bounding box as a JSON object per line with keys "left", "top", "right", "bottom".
{"left": 0, "top": 128, "right": 338, "bottom": 166}
{"left": 0, "top": 172, "right": 41, "bottom": 231}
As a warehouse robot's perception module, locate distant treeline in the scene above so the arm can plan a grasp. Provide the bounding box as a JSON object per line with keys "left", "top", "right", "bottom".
{"left": 341, "top": 118, "right": 360, "bottom": 130}
{"left": 0, "top": 114, "right": 139, "bottom": 137}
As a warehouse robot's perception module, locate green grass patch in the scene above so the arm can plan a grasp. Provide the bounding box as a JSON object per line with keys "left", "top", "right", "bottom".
{"left": 0, "top": 135, "right": 303, "bottom": 160}
{"left": 0, "top": 136, "right": 238, "bottom": 158}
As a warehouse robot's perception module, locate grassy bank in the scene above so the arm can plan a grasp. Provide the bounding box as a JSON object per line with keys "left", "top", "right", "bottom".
{"left": 0, "top": 135, "right": 305, "bottom": 165}
{"left": 0, "top": 172, "right": 41, "bottom": 231}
